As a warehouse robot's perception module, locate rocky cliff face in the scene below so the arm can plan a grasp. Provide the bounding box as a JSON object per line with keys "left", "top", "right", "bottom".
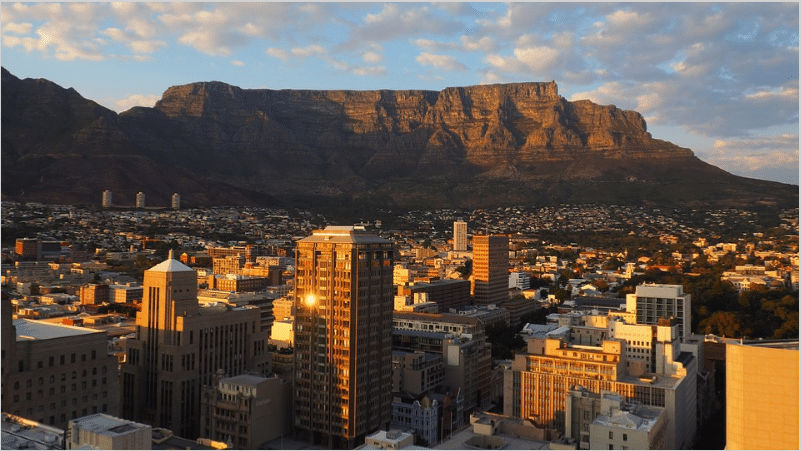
{"left": 2, "top": 67, "right": 795, "bottom": 211}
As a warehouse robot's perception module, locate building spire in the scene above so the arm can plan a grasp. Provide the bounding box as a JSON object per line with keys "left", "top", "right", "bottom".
{"left": 168, "top": 249, "right": 175, "bottom": 261}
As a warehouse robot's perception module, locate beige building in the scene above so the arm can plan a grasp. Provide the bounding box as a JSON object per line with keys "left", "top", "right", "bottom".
{"left": 473, "top": 235, "right": 508, "bottom": 306}
{"left": 200, "top": 372, "right": 292, "bottom": 449}
{"left": 726, "top": 340, "right": 799, "bottom": 450}
{"left": 588, "top": 392, "right": 667, "bottom": 450}
{"left": 1, "top": 297, "right": 120, "bottom": 429}
{"left": 391, "top": 350, "right": 444, "bottom": 394}
{"left": 69, "top": 413, "right": 151, "bottom": 450}
{"left": 453, "top": 220, "right": 468, "bottom": 252}
{"left": 120, "top": 251, "right": 270, "bottom": 439}
{"left": 294, "top": 226, "right": 395, "bottom": 448}
{"left": 504, "top": 335, "right": 696, "bottom": 449}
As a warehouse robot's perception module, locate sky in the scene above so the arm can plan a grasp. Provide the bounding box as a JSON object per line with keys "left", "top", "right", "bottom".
{"left": 1, "top": 2, "right": 799, "bottom": 185}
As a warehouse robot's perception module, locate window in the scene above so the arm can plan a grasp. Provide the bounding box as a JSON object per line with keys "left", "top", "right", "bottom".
{"left": 609, "top": 431, "right": 613, "bottom": 439}
{"left": 623, "top": 434, "right": 627, "bottom": 441}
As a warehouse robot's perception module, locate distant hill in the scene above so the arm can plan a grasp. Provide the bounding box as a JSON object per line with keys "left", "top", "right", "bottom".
{"left": 2, "top": 67, "right": 796, "bottom": 213}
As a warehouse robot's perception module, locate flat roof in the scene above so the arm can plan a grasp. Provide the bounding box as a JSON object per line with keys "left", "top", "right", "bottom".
{"left": 13, "top": 319, "right": 99, "bottom": 341}
{"left": 70, "top": 413, "right": 149, "bottom": 436}
{"left": 222, "top": 374, "right": 270, "bottom": 387}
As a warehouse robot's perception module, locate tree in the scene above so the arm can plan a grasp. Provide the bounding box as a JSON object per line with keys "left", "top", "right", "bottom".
{"left": 698, "top": 311, "right": 751, "bottom": 338}
{"left": 29, "top": 283, "right": 40, "bottom": 296}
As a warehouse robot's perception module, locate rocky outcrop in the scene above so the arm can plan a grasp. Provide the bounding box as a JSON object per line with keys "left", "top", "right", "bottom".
{"left": 1, "top": 67, "right": 796, "bottom": 211}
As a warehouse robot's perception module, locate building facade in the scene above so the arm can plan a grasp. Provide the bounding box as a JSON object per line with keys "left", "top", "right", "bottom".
{"left": 726, "top": 340, "right": 799, "bottom": 450}
{"left": 135, "top": 192, "right": 145, "bottom": 209}
{"left": 200, "top": 373, "right": 292, "bottom": 449}
{"left": 119, "top": 251, "right": 270, "bottom": 438}
{"left": 102, "top": 190, "right": 113, "bottom": 208}
{"left": 171, "top": 193, "right": 180, "bottom": 210}
{"left": 1, "top": 298, "right": 120, "bottom": 429}
{"left": 626, "top": 284, "right": 691, "bottom": 340}
{"left": 472, "top": 235, "right": 508, "bottom": 306}
{"left": 453, "top": 221, "right": 467, "bottom": 252}
{"left": 294, "top": 226, "right": 395, "bottom": 448}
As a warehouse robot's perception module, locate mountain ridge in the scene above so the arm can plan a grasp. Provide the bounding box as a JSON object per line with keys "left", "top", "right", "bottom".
{"left": 1, "top": 67, "right": 796, "bottom": 213}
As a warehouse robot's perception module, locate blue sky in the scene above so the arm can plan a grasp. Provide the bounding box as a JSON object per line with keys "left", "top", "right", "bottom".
{"left": 2, "top": 2, "right": 798, "bottom": 185}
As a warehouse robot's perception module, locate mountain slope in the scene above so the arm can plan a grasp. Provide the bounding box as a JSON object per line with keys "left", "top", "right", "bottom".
{"left": 1, "top": 67, "right": 796, "bottom": 211}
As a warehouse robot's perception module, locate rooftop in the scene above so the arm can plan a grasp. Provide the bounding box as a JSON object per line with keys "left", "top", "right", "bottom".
{"left": 70, "top": 413, "right": 149, "bottom": 436}
{"left": 147, "top": 249, "right": 195, "bottom": 273}
{"left": 13, "top": 319, "right": 99, "bottom": 341}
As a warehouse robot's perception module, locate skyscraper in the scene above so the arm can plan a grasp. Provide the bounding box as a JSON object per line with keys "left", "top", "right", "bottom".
{"left": 135, "top": 191, "right": 145, "bottom": 208}
{"left": 453, "top": 220, "right": 467, "bottom": 251}
{"left": 171, "top": 193, "right": 180, "bottom": 210}
{"left": 294, "top": 226, "right": 394, "bottom": 448}
{"left": 472, "top": 235, "right": 508, "bottom": 306}
{"left": 120, "top": 251, "right": 269, "bottom": 438}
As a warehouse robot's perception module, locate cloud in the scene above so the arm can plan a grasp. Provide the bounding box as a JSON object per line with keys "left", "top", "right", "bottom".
{"left": 114, "top": 93, "right": 161, "bottom": 112}
{"left": 416, "top": 53, "right": 467, "bottom": 72}
{"left": 324, "top": 56, "right": 386, "bottom": 77}
{"left": 3, "top": 22, "right": 32, "bottom": 34}
{"left": 362, "top": 51, "right": 384, "bottom": 63}
{"left": 231, "top": 60, "right": 245, "bottom": 67}
{"left": 266, "top": 48, "right": 289, "bottom": 61}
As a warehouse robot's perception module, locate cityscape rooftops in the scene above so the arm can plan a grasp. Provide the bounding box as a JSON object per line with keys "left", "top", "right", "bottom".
{"left": 13, "top": 318, "right": 98, "bottom": 341}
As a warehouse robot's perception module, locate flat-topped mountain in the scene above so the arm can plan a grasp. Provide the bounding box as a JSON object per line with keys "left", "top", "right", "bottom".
{"left": 2, "top": 67, "right": 796, "bottom": 213}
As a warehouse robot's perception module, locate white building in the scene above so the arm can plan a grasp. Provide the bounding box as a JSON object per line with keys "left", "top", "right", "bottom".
{"left": 509, "top": 272, "right": 530, "bottom": 290}
{"left": 171, "top": 193, "right": 180, "bottom": 210}
{"left": 626, "top": 284, "right": 691, "bottom": 340}
{"left": 102, "top": 190, "right": 112, "bottom": 208}
{"left": 135, "top": 192, "right": 145, "bottom": 208}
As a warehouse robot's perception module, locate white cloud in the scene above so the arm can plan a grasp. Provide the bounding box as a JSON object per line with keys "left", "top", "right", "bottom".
{"left": 231, "top": 60, "right": 245, "bottom": 67}
{"left": 416, "top": 53, "right": 467, "bottom": 72}
{"left": 3, "top": 22, "right": 32, "bottom": 34}
{"left": 267, "top": 48, "right": 289, "bottom": 61}
{"left": 114, "top": 93, "right": 161, "bottom": 112}
{"left": 291, "top": 44, "right": 325, "bottom": 58}
{"left": 362, "top": 51, "right": 384, "bottom": 63}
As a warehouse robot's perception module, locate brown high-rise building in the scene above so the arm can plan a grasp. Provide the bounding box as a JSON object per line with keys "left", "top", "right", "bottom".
{"left": 294, "top": 226, "right": 394, "bottom": 448}
{"left": 120, "top": 251, "right": 269, "bottom": 438}
{"left": 472, "top": 235, "right": 508, "bottom": 306}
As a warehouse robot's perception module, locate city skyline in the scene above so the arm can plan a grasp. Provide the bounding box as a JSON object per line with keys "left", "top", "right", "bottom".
{"left": 1, "top": 2, "right": 798, "bottom": 185}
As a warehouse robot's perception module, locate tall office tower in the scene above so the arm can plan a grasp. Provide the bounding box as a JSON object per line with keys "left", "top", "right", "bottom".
{"left": 135, "top": 191, "right": 145, "bottom": 208}
{"left": 453, "top": 220, "right": 467, "bottom": 251}
{"left": 726, "top": 340, "right": 798, "bottom": 450}
{"left": 102, "top": 190, "right": 112, "bottom": 208}
{"left": 120, "top": 251, "right": 270, "bottom": 438}
{"left": 626, "top": 284, "right": 691, "bottom": 340}
{"left": 472, "top": 235, "right": 508, "bottom": 306}
{"left": 171, "top": 193, "right": 180, "bottom": 210}
{"left": 294, "top": 226, "right": 394, "bottom": 448}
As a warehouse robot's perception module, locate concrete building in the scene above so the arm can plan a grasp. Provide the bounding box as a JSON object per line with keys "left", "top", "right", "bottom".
{"left": 119, "top": 251, "right": 270, "bottom": 438}
{"left": 294, "top": 226, "right": 395, "bottom": 448}
{"left": 1, "top": 297, "right": 120, "bottom": 429}
{"left": 392, "top": 312, "right": 492, "bottom": 415}
{"left": 363, "top": 429, "right": 415, "bottom": 450}
{"left": 726, "top": 340, "right": 799, "bottom": 450}
{"left": 171, "top": 193, "right": 180, "bottom": 210}
{"left": 200, "top": 372, "right": 292, "bottom": 449}
{"left": 588, "top": 393, "right": 667, "bottom": 450}
{"left": 399, "top": 279, "right": 471, "bottom": 312}
{"left": 102, "top": 190, "right": 113, "bottom": 208}
{"left": 110, "top": 284, "right": 143, "bottom": 304}
{"left": 626, "top": 284, "right": 690, "bottom": 340}
{"left": 509, "top": 272, "right": 530, "bottom": 290}
{"left": 473, "top": 235, "right": 508, "bottom": 306}
{"left": 504, "top": 335, "right": 696, "bottom": 449}
{"left": 80, "top": 283, "right": 110, "bottom": 305}
{"left": 68, "top": 413, "right": 151, "bottom": 450}
{"left": 390, "top": 393, "right": 439, "bottom": 446}
{"left": 453, "top": 221, "right": 467, "bottom": 252}
{"left": 135, "top": 192, "right": 145, "bottom": 209}
{"left": 391, "top": 351, "right": 444, "bottom": 394}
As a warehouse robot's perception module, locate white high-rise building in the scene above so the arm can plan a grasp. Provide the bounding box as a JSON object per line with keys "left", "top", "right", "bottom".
{"left": 453, "top": 220, "right": 467, "bottom": 251}
{"left": 102, "top": 190, "right": 112, "bottom": 207}
{"left": 135, "top": 191, "right": 145, "bottom": 208}
{"left": 171, "top": 193, "right": 180, "bottom": 210}
{"left": 626, "top": 284, "right": 691, "bottom": 340}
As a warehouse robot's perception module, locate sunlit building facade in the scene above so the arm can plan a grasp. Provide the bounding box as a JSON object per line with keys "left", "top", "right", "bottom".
{"left": 472, "top": 235, "right": 508, "bottom": 306}
{"left": 294, "top": 226, "right": 394, "bottom": 448}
